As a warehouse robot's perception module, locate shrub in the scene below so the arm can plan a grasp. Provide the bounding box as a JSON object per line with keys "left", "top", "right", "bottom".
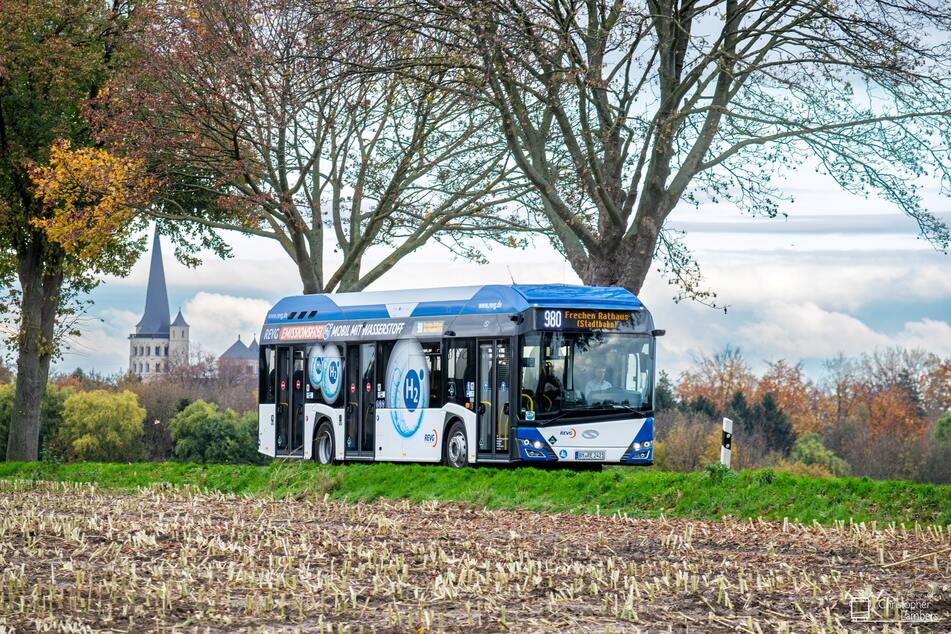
{"left": 118, "top": 365, "right": 259, "bottom": 461}
{"left": 703, "top": 462, "right": 736, "bottom": 482}
{"left": 653, "top": 412, "right": 713, "bottom": 472}
{"left": 169, "top": 400, "right": 266, "bottom": 464}
{"left": 54, "top": 390, "right": 146, "bottom": 462}
{"left": 774, "top": 459, "right": 834, "bottom": 478}
{"left": 934, "top": 412, "right": 951, "bottom": 443}
{"left": 0, "top": 383, "right": 14, "bottom": 456}
{"left": 699, "top": 423, "right": 776, "bottom": 470}
{"left": 919, "top": 413, "right": 951, "bottom": 484}
{"left": 790, "top": 433, "right": 851, "bottom": 477}
{"left": 0, "top": 382, "right": 72, "bottom": 459}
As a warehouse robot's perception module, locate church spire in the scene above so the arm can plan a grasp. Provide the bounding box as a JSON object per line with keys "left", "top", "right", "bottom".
{"left": 135, "top": 229, "right": 171, "bottom": 336}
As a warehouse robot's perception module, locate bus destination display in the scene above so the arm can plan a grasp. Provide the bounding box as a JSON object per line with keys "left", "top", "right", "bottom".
{"left": 534, "top": 308, "right": 633, "bottom": 331}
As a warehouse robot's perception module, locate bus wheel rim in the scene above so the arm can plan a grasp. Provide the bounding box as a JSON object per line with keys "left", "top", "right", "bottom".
{"left": 318, "top": 430, "right": 331, "bottom": 463}
{"left": 448, "top": 431, "right": 466, "bottom": 466}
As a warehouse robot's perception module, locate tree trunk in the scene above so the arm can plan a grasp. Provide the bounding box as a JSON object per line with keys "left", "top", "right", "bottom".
{"left": 298, "top": 261, "right": 321, "bottom": 295}
{"left": 574, "top": 215, "right": 662, "bottom": 295}
{"left": 294, "top": 251, "right": 324, "bottom": 295}
{"left": 6, "top": 238, "right": 63, "bottom": 462}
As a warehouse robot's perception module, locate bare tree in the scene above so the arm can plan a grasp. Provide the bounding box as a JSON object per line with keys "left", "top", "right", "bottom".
{"left": 100, "top": 0, "right": 531, "bottom": 294}
{"left": 369, "top": 0, "right": 951, "bottom": 299}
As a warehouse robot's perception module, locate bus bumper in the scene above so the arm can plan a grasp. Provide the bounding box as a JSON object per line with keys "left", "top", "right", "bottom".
{"left": 514, "top": 417, "right": 654, "bottom": 465}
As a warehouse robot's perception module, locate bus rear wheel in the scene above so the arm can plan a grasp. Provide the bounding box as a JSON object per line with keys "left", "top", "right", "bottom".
{"left": 443, "top": 421, "right": 468, "bottom": 468}
{"left": 313, "top": 421, "right": 335, "bottom": 465}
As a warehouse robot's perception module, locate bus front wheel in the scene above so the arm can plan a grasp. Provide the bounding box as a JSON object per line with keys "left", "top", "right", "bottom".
{"left": 443, "top": 421, "right": 468, "bottom": 468}
{"left": 313, "top": 420, "right": 335, "bottom": 465}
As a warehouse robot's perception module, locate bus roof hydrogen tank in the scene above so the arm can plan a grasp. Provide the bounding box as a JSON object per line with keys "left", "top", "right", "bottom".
{"left": 257, "top": 284, "right": 660, "bottom": 468}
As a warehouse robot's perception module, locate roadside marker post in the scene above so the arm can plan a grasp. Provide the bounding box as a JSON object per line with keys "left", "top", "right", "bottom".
{"left": 720, "top": 417, "right": 733, "bottom": 469}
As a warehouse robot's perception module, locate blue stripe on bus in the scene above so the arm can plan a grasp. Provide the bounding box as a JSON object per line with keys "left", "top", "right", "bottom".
{"left": 263, "top": 284, "right": 645, "bottom": 324}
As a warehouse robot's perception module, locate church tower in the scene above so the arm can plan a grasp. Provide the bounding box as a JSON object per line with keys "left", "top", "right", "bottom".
{"left": 129, "top": 229, "right": 188, "bottom": 378}
{"left": 169, "top": 308, "right": 190, "bottom": 365}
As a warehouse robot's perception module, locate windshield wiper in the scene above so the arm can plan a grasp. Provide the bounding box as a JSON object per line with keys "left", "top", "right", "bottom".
{"left": 608, "top": 404, "right": 641, "bottom": 413}
{"left": 539, "top": 406, "right": 627, "bottom": 425}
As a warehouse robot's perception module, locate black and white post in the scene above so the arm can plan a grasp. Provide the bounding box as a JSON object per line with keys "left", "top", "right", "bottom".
{"left": 720, "top": 417, "right": 733, "bottom": 469}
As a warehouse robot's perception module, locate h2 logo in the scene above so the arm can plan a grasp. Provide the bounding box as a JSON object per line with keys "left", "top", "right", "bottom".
{"left": 404, "top": 369, "right": 424, "bottom": 411}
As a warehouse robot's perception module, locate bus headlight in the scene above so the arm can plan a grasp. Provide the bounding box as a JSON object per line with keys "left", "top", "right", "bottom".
{"left": 532, "top": 440, "right": 544, "bottom": 449}
{"left": 643, "top": 440, "right": 652, "bottom": 448}
{"left": 521, "top": 439, "right": 530, "bottom": 446}
{"left": 632, "top": 442, "right": 642, "bottom": 451}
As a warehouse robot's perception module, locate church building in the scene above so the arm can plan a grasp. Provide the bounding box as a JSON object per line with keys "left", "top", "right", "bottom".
{"left": 218, "top": 334, "right": 259, "bottom": 376}
{"left": 129, "top": 231, "right": 190, "bottom": 378}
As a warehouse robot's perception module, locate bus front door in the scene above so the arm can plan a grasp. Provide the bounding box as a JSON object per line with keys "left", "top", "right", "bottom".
{"left": 345, "top": 343, "right": 376, "bottom": 458}
{"left": 275, "top": 346, "right": 305, "bottom": 456}
{"left": 477, "top": 340, "right": 511, "bottom": 459}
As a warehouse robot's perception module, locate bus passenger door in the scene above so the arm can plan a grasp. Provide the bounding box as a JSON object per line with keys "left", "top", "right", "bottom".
{"left": 344, "top": 343, "right": 376, "bottom": 458}
{"left": 275, "top": 346, "right": 292, "bottom": 454}
{"left": 477, "top": 340, "right": 511, "bottom": 459}
{"left": 290, "top": 348, "right": 305, "bottom": 454}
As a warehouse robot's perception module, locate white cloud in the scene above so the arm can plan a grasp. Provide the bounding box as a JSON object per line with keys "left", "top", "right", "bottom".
{"left": 737, "top": 301, "right": 892, "bottom": 359}
{"left": 59, "top": 308, "right": 140, "bottom": 375}
{"left": 732, "top": 302, "right": 951, "bottom": 364}
{"left": 662, "top": 257, "right": 951, "bottom": 312}
{"left": 182, "top": 292, "right": 273, "bottom": 357}
{"left": 895, "top": 319, "right": 951, "bottom": 357}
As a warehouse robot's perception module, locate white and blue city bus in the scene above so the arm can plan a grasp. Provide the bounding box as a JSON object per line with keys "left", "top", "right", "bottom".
{"left": 257, "top": 284, "right": 662, "bottom": 468}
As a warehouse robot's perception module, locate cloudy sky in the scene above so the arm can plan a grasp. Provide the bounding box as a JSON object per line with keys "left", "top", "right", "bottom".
{"left": 56, "top": 166, "right": 950, "bottom": 380}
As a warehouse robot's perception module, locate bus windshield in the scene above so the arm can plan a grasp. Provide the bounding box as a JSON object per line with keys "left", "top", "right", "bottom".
{"left": 519, "top": 332, "right": 653, "bottom": 420}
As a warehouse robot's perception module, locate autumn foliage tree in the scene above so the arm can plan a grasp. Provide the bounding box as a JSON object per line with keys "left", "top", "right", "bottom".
{"left": 0, "top": 0, "right": 151, "bottom": 461}
{"left": 30, "top": 140, "right": 153, "bottom": 263}
{"left": 676, "top": 345, "right": 755, "bottom": 413}
{"left": 755, "top": 360, "right": 822, "bottom": 436}
{"left": 866, "top": 385, "right": 927, "bottom": 440}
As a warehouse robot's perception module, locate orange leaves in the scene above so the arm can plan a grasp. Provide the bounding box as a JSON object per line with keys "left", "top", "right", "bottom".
{"left": 29, "top": 140, "right": 155, "bottom": 261}
{"left": 756, "top": 360, "right": 823, "bottom": 436}
{"left": 867, "top": 385, "right": 928, "bottom": 439}
{"left": 921, "top": 359, "right": 951, "bottom": 416}
{"left": 676, "top": 346, "right": 755, "bottom": 412}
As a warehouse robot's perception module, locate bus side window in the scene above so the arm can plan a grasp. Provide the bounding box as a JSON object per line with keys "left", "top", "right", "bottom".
{"left": 446, "top": 339, "right": 474, "bottom": 407}
{"left": 378, "top": 341, "right": 393, "bottom": 403}
{"left": 260, "top": 346, "right": 275, "bottom": 404}
{"left": 423, "top": 341, "right": 442, "bottom": 408}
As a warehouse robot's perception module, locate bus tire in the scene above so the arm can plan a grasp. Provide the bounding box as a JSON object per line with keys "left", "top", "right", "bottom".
{"left": 313, "top": 420, "right": 335, "bottom": 465}
{"left": 442, "top": 420, "right": 468, "bottom": 468}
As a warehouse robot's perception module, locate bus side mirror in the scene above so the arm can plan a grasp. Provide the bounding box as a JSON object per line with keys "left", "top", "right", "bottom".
{"left": 651, "top": 329, "right": 666, "bottom": 337}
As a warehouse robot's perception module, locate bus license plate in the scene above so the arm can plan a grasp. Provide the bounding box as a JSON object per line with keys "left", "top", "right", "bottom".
{"left": 575, "top": 450, "right": 605, "bottom": 461}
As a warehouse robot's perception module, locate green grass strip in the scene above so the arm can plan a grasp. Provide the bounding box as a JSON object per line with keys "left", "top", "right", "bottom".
{"left": 1, "top": 460, "right": 948, "bottom": 526}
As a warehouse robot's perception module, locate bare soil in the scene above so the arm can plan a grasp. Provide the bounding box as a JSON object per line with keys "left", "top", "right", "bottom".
{"left": 0, "top": 480, "right": 948, "bottom": 632}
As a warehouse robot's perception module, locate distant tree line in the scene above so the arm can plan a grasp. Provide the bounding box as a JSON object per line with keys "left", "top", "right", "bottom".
{"left": 653, "top": 346, "right": 951, "bottom": 483}
{"left": 0, "top": 345, "right": 946, "bottom": 484}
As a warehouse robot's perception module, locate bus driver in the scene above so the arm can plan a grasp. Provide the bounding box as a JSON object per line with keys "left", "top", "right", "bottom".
{"left": 584, "top": 367, "right": 612, "bottom": 399}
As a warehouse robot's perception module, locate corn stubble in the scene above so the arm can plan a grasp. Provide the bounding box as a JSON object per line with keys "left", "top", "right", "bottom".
{"left": 0, "top": 480, "right": 947, "bottom": 632}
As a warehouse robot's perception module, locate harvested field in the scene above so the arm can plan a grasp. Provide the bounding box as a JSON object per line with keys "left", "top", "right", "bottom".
{"left": 0, "top": 480, "right": 948, "bottom": 632}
